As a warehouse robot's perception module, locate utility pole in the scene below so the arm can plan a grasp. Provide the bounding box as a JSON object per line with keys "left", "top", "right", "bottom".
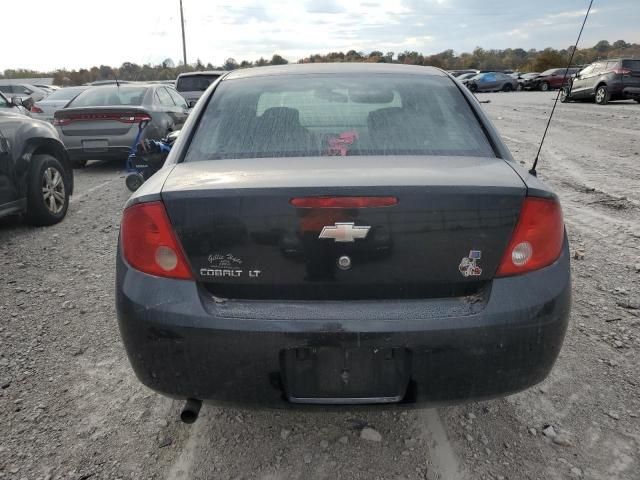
{"left": 180, "top": 0, "right": 187, "bottom": 70}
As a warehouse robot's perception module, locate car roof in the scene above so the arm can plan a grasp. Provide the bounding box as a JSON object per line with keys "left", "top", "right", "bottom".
{"left": 177, "top": 70, "right": 225, "bottom": 78}
{"left": 223, "top": 63, "right": 447, "bottom": 81}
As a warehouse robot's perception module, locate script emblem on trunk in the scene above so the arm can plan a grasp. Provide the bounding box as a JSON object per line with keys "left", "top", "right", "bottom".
{"left": 319, "top": 222, "right": 370, "bottom": 242}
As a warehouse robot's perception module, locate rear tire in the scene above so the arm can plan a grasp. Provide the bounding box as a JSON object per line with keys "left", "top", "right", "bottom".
{"left": 540, "top": 82, "right": 550, "bottom": 92}
{"left": 502, "top": 83, "right": 513, "bottom": 92}
{"left": 595, "top": 85, "right": 610, "bottom": 105}
{"left": 26, "top": 154, "right": 70, "bottom": 226}
{"left": 560, "top": 88, "right": 570, "bottom": 103}
{"left": 468, "top": 83, "right": 478, "bottom": 93}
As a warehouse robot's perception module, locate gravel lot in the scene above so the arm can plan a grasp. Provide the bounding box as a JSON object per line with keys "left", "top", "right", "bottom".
{"left": 1, "top": 91, "right": 639, "bottom": 480}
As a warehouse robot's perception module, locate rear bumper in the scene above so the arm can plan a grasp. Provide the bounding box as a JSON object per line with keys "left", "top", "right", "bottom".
{"left": 116, "top": 240, "right": 571, "bottom": 407}
{"left": 67, "top": 147, "right": 131, "bottom": 162}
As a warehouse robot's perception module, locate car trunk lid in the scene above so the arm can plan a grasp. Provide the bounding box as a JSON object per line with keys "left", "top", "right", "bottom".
{"left": 53, "top": 106, "right": 150, "bottom": 136}
{"left": 161, "top": 156, "right": 526, "bottom": 300}
{"left": 621, "top": 60, "right": 640, "bottom": 87}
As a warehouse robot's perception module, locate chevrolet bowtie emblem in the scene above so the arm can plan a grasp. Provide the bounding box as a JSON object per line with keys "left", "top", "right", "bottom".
{"left": 319, "top": 222, "right": 370, "bottom": 242}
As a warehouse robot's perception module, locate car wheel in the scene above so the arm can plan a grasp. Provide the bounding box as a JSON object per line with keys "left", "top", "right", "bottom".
{"left": 72, "top": 159, "right": 87, "bottom": 168}
{"left": 540, "top": 82, "right": 550, "bottom": 92}
{"left": 560, "top": 88, "right": 571, "bottom": 103}
{"left": 468, "top": 83, "right": 478, "bottom": 93}
{"left": 635, "top": 99, "right": 640, "bottom": 104}
{"left": 502, "top": 83, "right": 513, "bottom": 92}
{"left": 26, "top": 154, "right": 70, "bottom": 226}
{"left": 595, "top": 85, "right": 610, "bottom": 105}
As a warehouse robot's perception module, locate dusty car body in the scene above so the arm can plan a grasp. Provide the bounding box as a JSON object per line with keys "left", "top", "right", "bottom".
{"left": 0, "top": 112, "right": 73, "bottom": 225}
{"left": 463, "top": 72, "right": 518, "bottom": 92}
{"left": 116, "top": 63, "right": 570, "bottom": 408}
{"left": 562, "top": 58, "right": 640, "bottom": 105}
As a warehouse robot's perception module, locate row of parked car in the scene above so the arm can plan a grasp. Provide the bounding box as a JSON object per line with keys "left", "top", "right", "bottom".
{"left": 0, "top": 71, "right": 227, "bottom": 227}
{"left": 449, "top": 58, "right": 640, "bottom": 105}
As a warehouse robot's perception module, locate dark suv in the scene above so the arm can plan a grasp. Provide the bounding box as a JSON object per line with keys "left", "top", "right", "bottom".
{"left": 561, "top": 59, "right": 640, "bottom": 105}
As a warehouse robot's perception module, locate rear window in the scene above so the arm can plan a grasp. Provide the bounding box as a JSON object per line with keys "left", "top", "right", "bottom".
{"left": 622, "top": 60, "right": 640, "bottom": 72}
{"left": 184, "top": 73, "right": 495, "bottom": 161}
{"left": 44, "top": 88, "right": 86, "bottom": 101}
{"left": 176, "top": 74, "right": 221, "bottom": 92}
{"left": 68, "top": 86, "right": 148, "bottom": 107}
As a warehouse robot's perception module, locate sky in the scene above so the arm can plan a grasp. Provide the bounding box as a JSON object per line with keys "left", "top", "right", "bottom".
{"left": 2, "top": 0, "right": 639, "bottom": 71}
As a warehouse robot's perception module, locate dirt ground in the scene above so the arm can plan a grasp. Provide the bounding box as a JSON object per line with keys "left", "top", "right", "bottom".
{"left": 1, "top": 91, "right": 639, "bottom": 480}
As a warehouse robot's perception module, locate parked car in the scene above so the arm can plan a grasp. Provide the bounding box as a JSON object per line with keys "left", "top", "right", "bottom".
{"left": 34, "top": 84, "right": 61, "bottom": 92}
{"left": 514, "top": 72, "right": 540, "bottom": 90}
{"left": 456, "top": 72, "right": 480, "bottom": 82}
{"left": 561, "top": 58, "right": 640, "bottom": 105}
{"left": 54, "top": 84, "right": 189, "bottom": 167}
{"left": 0, "top": 83, "right": 49, "bottom": 102}
{"left": 463, "top": 72, "right": 518, "bottom": 92}
{"left": 448, "top": 69, "right": 479, "bottom": 77}
{"left": 521, "top": 68, "right": 581, "bottom": 91}
{"left": 0, "top": 112, "right": 73, "bottom": 225}
{"left": 30, "top": 86, "right": 89, "bottom": 123}
{"left": 0, "top": 92, "right": 31, "bottom": 116}
{"left": 116, "top": 63, "right": 570, "bottom": 412}
{"left": 175, "top": 71, "right": 224, "bottom": 105}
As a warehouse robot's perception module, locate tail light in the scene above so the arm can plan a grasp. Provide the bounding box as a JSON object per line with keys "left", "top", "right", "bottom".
{"left": 30, "top": 106, "right": 44, "bottom": 113}
{"left": 612, "top": 67, "right": 632, "bottom": 75}
{"left": 118, "top": 113, "right": 152, "bottom": 123}
{"left": 120, "top": 202, "right": 193, "bottom": 280}
{"left": 53, "top": 112, "right": 151, "bottom": 126}
{"left": 496, "top": 197, "right": 564, "bottom": 277}
{"left": 290, "top": 196, "right": 398, "bottom": 208}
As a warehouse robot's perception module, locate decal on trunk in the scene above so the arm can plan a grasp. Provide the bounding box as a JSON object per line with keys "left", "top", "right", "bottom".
{"left": 200, "top": 253, "right": 261, "bottom": 279}
{"left": 459, "top": 250, "right": 483, "bottom": 277}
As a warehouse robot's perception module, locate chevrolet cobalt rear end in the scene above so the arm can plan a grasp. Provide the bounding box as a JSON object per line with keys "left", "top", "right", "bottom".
{"left": 116, "top": 64, "right": 571, "bottom": 408}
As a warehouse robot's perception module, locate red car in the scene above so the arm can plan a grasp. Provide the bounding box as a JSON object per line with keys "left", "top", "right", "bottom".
{"left": 524, "top": 68, "right": 582, "bottom": 91}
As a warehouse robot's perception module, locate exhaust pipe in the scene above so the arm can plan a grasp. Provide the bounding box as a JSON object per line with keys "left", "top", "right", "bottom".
{"left": 180, "top": 398, "right": 202, "bottom": 424}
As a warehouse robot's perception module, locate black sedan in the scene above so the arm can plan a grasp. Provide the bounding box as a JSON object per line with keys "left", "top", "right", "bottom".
{"left": 116, "top": 64, "right": 570, "bottom": 416}
{"left": 0, "top": 112, "right": 73, "bottom": 225}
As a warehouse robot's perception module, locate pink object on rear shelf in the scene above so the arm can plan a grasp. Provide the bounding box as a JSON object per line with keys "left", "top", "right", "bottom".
{"left": 327, "top": 131, "right": 359, "bottom": 156}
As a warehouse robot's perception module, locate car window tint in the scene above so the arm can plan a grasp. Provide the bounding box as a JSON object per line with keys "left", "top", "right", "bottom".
{"left": 167, "top": 88, "right": 188, "bottom": 108}
{"left": 176, "top": 74, "right": 221, "bottom": 92}
{"left": 622, "top": 59, "right": 640, "bottom": 72}
{"left": 184, "top": 73, "right": 495, "bottom": 161}
{"left": 579, "top": 65, "right": 594, "bottom": 76}
{"left": 156, "top": 88, "right": 175, "bottom": 106}
{"left": 605, "top": 61, "right": 619, "bottom": 70}
{"left": 592, "top": 63, "right": 605, "bottom": 73}
{"left": 0, "top": 86, "right": 12, "bottom": 94}
{"left": 0, "top": 94, "right": 8, "bottom": 108}
{"left": 485, "top": 73, "right": 496, "bottom": 81}
{"left": 45, "top": 88, "right": 86, "bottom": 101}
{"left": 69, "top": 86, "right": 148, "bottom": 107}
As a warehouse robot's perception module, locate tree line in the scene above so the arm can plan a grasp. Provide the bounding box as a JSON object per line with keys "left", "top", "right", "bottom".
{"left": 2, "top": 40, "right": 638, "bottom": 86}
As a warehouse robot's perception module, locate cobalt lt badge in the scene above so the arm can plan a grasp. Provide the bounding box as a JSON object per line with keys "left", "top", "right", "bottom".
{"left": 459, "top": 250, "right": 483, "bottom": 277}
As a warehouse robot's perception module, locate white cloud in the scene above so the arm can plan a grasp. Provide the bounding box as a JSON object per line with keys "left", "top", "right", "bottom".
{"left": 0, "top": 0, "right": 637, "bottom": 72}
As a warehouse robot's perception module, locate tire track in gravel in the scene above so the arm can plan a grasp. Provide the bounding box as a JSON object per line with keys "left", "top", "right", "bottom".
{"left": 165, "top": 405, "right": 464, "bottom": 480}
